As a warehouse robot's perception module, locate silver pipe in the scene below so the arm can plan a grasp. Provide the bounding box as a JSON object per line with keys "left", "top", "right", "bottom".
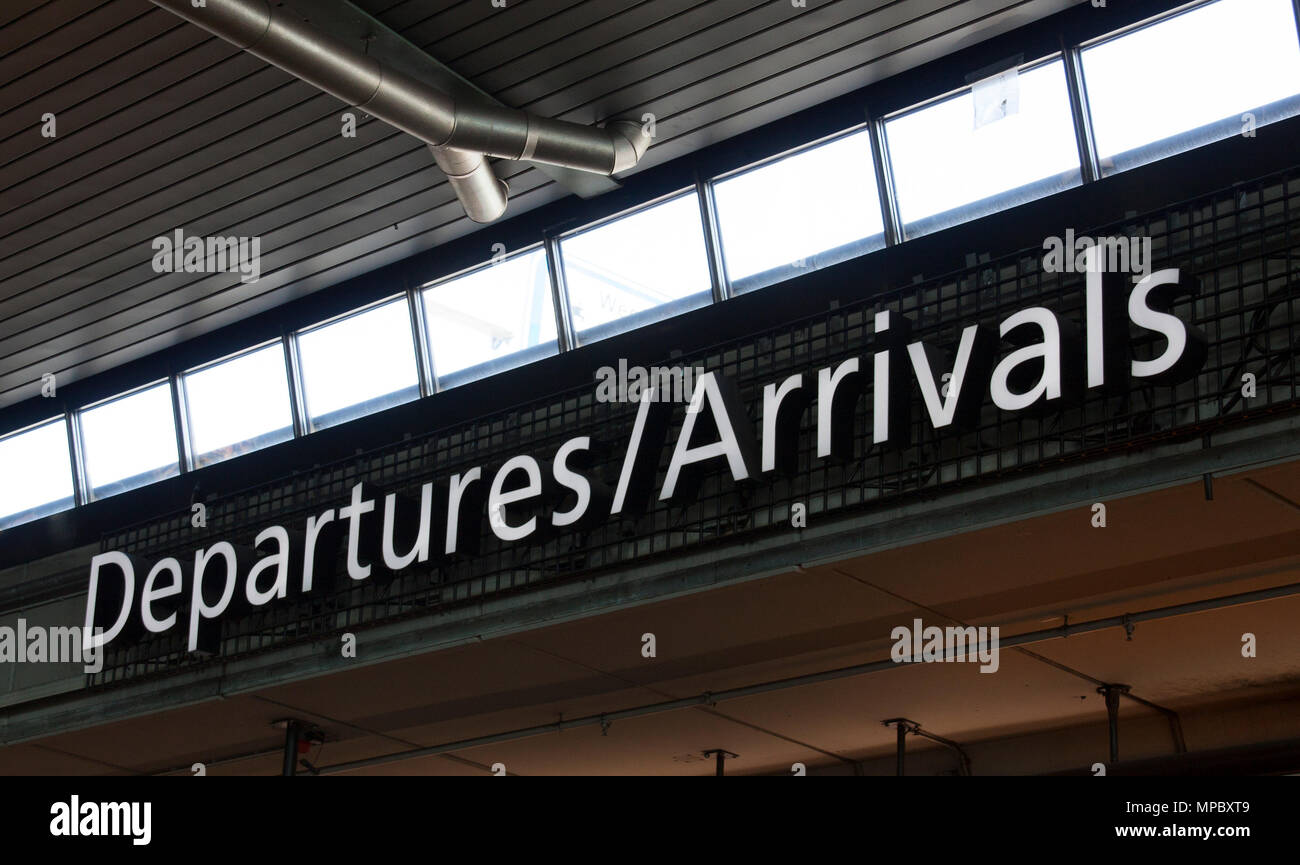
{"left": 150, "top": 0, "right": 651, "bottom": 220}
{"left": 429, "top": 146, "right": 508, "bottom": 225}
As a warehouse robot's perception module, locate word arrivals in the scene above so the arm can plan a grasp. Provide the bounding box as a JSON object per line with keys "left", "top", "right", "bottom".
{"left": 49, "top": 796, "right": 151, "bottom": 846}
{"left": 890, "top": 618, "right": 1001, "bottom": 673}
{"left": 150, "top": 228, "right": 261, "bottom": 283}
{"left": 85, "top": 266, "right": 1205, "bottom": 654}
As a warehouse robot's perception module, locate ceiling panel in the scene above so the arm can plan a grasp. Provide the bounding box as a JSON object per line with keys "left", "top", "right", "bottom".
{"left": 0, "top": 0, "right": 1076, "bottom": 410}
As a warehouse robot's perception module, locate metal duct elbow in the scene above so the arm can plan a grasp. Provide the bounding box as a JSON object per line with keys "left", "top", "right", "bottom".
{"left": 431, "top": 146, "right": 509, "bottom": 224}
{"left": 150, "top": 0, "right": 653, "bottom": 222}
{"left": 606, "top": 120, "right": 654, "bottom": 174}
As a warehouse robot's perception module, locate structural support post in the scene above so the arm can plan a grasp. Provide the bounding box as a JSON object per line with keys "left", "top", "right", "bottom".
{"left": 1099, "top": 684, "right": 1130, "bottom": 764}
{"left": 702, "top": 749, "right": 737, "bottom": 776}
{"left": 883, "top": 718, "right": 918, "bottom": 776}
{"left": 883, "top": 718, "right": 970, "bottom": 776}
{"left": 281, "top": 719, "right": 301, "bottom": 777}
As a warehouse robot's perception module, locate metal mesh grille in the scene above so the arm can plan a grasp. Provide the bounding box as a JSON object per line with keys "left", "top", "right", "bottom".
{"left": 92, "top": 166, "right": 1300, "bottom": 687}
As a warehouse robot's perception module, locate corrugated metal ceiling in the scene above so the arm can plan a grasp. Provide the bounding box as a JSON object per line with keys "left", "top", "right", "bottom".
{"left": 0, "top": 0, "right": 1075, "bottom": 412}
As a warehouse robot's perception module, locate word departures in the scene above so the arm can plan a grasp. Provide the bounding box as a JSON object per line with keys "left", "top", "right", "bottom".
{"left": 85, "top": 265, "right": 1205, "bottom": 654}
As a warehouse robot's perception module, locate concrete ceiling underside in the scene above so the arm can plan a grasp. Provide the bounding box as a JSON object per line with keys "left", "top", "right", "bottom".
{"left": 5, "top": 457, "right": 1300, "bottom": 776}
{"left": 0, "top": 0, "right": 1079, "bottom": 410}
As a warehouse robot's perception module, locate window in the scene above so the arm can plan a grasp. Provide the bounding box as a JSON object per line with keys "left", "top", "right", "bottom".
{"left": 182, "top": 342, "right": 295, "bottom": 467}
{"left": 884, "top": 58, "right": 1082, "bottom": 238}
{"left": 295, "top": 297, "right": 421, "bottom": 432}
{"left": 421, "top": 247, "right": 558, "bottom": 388}
{"left": 559, "top": 192, "right": 713, "bottom": 344}
{"left": 713, "top": 129, "right": 887, "bottom": 293}
{"left": 0, "top": 418, "right": 76, "bottom": 529}
{"left": 1081, "top": 0, "right": 1300, "bottom": 176}
{"left": 78, "top": 382, "right": 180, "bottom": 501}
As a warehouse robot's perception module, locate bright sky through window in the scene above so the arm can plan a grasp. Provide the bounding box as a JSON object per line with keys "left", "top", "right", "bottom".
{"left": 183, "top": 343, "right": 294, "bottom": 466}
{"left": 0, "top": 419, "right": 75, "bottom": 527}
{"left": 79, "top": 383, "right": 179, "bottom": 500}
{"left": 885, "top": 59, "right": 1080, "bottom": 234}
{"left": 296, "top": 298, "right": 421, "bottom": 431}
{"left": 422, "top": 248, "right": 557, "bottom": 381}
{"left": 1081, "top": 0, "right": 1300, "bottom": 173}
{"left": 561, "top": 193, "right": 712, "bottom": 339}
{"left": 713, "top": 130, "right": 885, "bottom": 285}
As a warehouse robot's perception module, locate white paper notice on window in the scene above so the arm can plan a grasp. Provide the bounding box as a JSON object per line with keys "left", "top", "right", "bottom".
{"left": 972, "top": 67, "right": 1020, "bottom": 129}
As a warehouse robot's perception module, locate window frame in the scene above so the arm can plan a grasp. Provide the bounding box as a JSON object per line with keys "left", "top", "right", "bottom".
{"left": 74, "top": 378, "right": 182, "bottom": 503}
{"left": 292, "top": 292, "right": 423, "bottom": 433}
{"left": 880, "top": 52, "right": 1082, "bottom": 239}
{"left": 1075, "top": 0, "right": 1300, "bottom": 178}
{"left": 556, "top": 187, "right": 715, "bottom": 345}
{"left": 178, "top": 338, "right": 297, "bottom": 469}
{"left": 0, "top": 415, "right": 78, "bottom": 529}
{"left": 709, "top": 123, "right": 891, "bottom": 293}
{"left": 417, "top": 242, "right": 560, "bottom": 390}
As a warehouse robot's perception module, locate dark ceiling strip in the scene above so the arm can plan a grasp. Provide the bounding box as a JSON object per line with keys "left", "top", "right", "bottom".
{"left": 509, "top": 0, "right": 1012, "bottom": 121}
{"left": 0, "top": 54, "right": 283, "bottom": 198}
{"left": 0, "top": 174, "right": 563, "bottom": 402}
{"left": 0, "top": 103, "right": 409, "bottom": 278}
{"left": 0, "top": 11, "right": 186, "bottom": 125}
{"left": 0, "top": 1, "right": 61, "bottom": 31}
{"left": 0, "top": 0, "right": 1180, "bottom": 415}
{"left": 475, "top": 0, "right": 868, "bottom": 101}
{"left": 0, "top": 34, "right": 241, "bottom": 174}
{"left": 0, "top": 0, "right": 1045, "bottom": 395}
{"left": 0, "top": 0, "right": 124, "bottom": 59}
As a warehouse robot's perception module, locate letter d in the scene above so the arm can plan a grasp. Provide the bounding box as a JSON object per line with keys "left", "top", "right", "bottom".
{"left": 84, "top": 551, "right": 137, "bottom": 650}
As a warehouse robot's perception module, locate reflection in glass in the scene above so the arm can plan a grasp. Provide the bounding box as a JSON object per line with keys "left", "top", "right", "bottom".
{"left": 714, "top": 130, "right": 885, "bottom": 293}
{"left": 1081, "top": 0, "right": 1300, "bottom": 176}
{"left": 80, "top": 383, "right": 180, "bottom": 501}
{"left": 560, "top": 193, "right": 713, "bottom": 343}
{"left": 422, "top": 247, "right": 558, "bottom": 387}
{"left": 0, "top": 419, "right": 75, "bottom": 528}
{"left": 885, "top": 60, "right": 1081, "bottom": 238}
{"left": 296, "top": 298, "right": 421, "bottom": 432}
{"left": 183, "top": 342, "right": 295, "bottom": 467}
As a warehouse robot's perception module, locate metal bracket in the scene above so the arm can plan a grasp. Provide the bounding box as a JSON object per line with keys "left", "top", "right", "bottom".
{"left": 288, "top": 0, "right": 621, "bottom": 199}
{"left": 702, "top": 749, "right": 738, "bottom": 776}
{"left": 1097, "top": 684, "right": 1131, "bottom": 764}
{"left": 272, "top": 718, "right": 324, "bottom": 776}
{"left": 883, "top": 718, "right": 971, "bottom": 776}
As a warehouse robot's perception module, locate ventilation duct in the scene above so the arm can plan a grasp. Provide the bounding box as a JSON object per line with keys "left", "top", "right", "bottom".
{"left": 150, "top": 0, "right": 652, "bottom": 223}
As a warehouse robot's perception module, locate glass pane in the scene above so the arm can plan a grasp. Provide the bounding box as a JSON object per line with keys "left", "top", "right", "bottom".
{"left": 184, "top": 343, "right": 295, "bottom": 467}
{"left": 80, "top": 383, "right": 180, "bottom": 501}
{"left": 422, "top": 248, "right": 558, "bottom": 388}
{"left": 713, "top": 130, "right": 886, "bottom": 293}
{"left": 297, "top": 298, "right": 421, "bottom": 432}
{"left": 0, "top": 419, "right": 75, "bottom": 529}
{"left": 885, "top": 59, "right": 1082, "bottom": 238}
{"left": 560, "top": 192, "right": 713, "bottom": 344}
{"left": 1082, "top": 0, "right": 1300, "bottom": 176}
